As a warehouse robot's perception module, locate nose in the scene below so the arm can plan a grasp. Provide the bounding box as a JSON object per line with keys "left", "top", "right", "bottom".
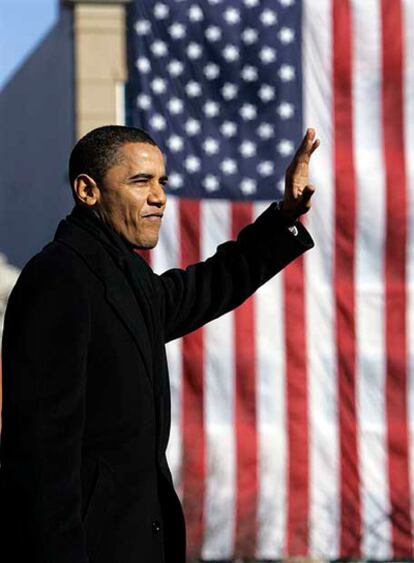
{"left": 148, "top": 181, "right": 167, "bottom": 208}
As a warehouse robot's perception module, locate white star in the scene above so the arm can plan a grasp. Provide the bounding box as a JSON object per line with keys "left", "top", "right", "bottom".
{"left": 202, "top": 137, "right": 220, "bottom": 155}
{"left": 205, "top": 25, "right": 222, "bottom": 42}
{"left": 277, "top": 139, "right": 295, "bottom": 157}
{"left": 259, "top": 46, "right": 277, "bottom": 64}
{"left": 186, "top": 81, "right": 202, "bottom": 97}
{"left": 279, "top": 27, "right": 295, "bottom": 44}
{"left": 220, "top": 159, "right": 237, "bottom": 175}
{"left": 167, "top": 135, "right": 184, "bottom": 152}
{"left": 151, "top": 40, "right": 168, "bottom": 57}
{"left": 204, "top": 63, "right": 220, "bottom": 80}
{"left": 221, "top": 83, "right": 238, "bottom": 100}
{"left": 241, "top": 65, "right": 258, "bottom": 82}
{"left": 185, "top": 155, "right": 201, "bottom": 173}
{"left": 136, "top": 57, "right": 151, "bottom": 73}
{"left": 257, "top": 161, "right": 275, "bottom": 176}
{"left": 167, "top": 98, "right": 184, "bottom": 114}
{"left": 135, "top": 20, "right": 151, "bottom": 35}
{"left": 151, "top": 77, "right": 167, "bottom": 94}
{"left": 239, "top": 140, "right": 257, "bottom": 158}
{"left": 279, "top": 0, "right": 295, "bottom": 6}
{"left": 188, "top": 5, "right": 204, "bottom": 21}
{"left": 239, "top": 103, "right": 257, "bottom": 120}
{"left": 260, "top": 9, "right": 278, "bottom": 26}
{"left": 169, "top": 173, "right": 183, "bottom": 189}
{"left": 150, "top": 114, "right": 166, "bottom": 131}
{"left": 169, "top": 22, "right": 186, "bottom": 39}
{"left": 203, "top": 100, "right": 220, "bottom": 117}
{"left": 242, "top": 28, "right": 259, "bottom": 45}
{"left": 257, "top": 123, "right": 275, "bottom": 139}
{"left": 258, "top": 84, "right": 275, "bottom": 102}
{"left": 154, "top": 3, "right": 169, "bottom": 19}
{"left": 185, "top": 118, "right": 201, "bottom": 135}
{"left": 187, "top": 42, "right": 203, "bottom": 59}
{"left": 222, "top": 44, "right": 240, "bottom": 62}
{"left": 240, "top": 178, "right": 257, "bottom": 195}
{"left": 203, "top": 175, "right": 220, "bottom": 192}
{"left": 224, "top": 7, "right": 240, "bottom": 24}
{"left": 220, "top": 121, "right": 237, "bottom": 137}
{"left": 277, "top": 102, "right": 294, "bottom": 119}
{"left": 136, "top": 94, "right": 151, "bottom": 110}
{"left": 279, "top": 64, "right": 295, "bottom": 81}
{"left": 167, "top": 60, "right": 184, "bottom": 76}
{"left": 208, "top": 0, "right": 223, "bottom": 3}
{"left": 244, "top": 0, "right": 259, "bottom": 6}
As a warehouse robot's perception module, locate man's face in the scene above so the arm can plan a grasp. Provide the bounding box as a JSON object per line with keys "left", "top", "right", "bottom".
{"left": 97, "top": 142, "right": 167, "bottom": 249}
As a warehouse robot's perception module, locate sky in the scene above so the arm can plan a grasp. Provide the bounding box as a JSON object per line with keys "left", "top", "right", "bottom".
{"left": 0, "top": 0, "right": 58, "bottom": 90}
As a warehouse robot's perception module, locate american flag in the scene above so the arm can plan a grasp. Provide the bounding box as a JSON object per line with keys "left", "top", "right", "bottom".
{"left": 127, "top": 0, "right": 414, "bottom": 560}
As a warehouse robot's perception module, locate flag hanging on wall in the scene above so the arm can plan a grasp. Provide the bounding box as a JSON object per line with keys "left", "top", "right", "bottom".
{"left": 127, "top": 0, "right": 414, "bottom": 559}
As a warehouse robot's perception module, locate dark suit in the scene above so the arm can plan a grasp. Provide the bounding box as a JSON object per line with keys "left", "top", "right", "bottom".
{"left": 0, "top": 203, "right": 313, "bottom": 562}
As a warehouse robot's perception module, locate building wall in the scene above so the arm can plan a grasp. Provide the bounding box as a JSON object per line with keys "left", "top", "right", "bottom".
{"left": 0, "top": 7, "right": 75, "bottom": 269}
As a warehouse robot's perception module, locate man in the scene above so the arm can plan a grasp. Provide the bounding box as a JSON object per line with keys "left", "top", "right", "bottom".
{"left": 0, "top": 125, "right": 319, "bottom": 563}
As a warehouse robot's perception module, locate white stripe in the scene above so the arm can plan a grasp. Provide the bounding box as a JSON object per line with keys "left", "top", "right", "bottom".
{"left": 254, "top": 202, "right": 287, "bottom": 559}
{"left": 352, "top": 1, "right": 391, "bottom": 557}
{"left": 153, "top": 196, "right": 183, "bottom": 494}
{"left": 303, "top": 0, "right": 339, "bottom": 557}
{"left": 402, "top": 0, "right": 414, "bottom": 541}
{"left": 200, "top": 200, "right": 236, "bottom": 560}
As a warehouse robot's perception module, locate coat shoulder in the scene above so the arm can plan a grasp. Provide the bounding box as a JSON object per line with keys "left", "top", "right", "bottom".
{"left": 8, "top": 240, "right": 93, "bottom": 307}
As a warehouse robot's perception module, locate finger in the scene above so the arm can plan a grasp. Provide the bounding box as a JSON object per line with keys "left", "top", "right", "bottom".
{"left": 309, "top": 138, "right": 320, "bottom": 156}
{"left": 294, "top": 128, "right": 317, "bottom": 161}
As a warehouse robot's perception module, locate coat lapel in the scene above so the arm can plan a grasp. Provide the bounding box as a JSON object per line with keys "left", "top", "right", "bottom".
{"left": 54, "top": 220, "right": 153, "bottom": 383}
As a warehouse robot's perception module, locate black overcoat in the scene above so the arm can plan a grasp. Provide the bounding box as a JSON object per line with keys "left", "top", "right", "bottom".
{"left": 0, "top": 204, "right": 313, "bottom": 563}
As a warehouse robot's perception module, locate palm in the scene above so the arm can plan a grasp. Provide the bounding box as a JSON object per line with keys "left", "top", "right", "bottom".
{"left": 283, "top": 128, "right": 320, "bottom": 219}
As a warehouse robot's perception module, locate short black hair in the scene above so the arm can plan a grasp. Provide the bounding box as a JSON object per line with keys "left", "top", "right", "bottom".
{"left": 68, "top": 125, "right": 158, "bottom": 196}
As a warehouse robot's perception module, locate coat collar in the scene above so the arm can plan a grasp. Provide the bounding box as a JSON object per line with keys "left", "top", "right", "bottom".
{"left": 54, "top": 218, "right": 153, "bottom": 384}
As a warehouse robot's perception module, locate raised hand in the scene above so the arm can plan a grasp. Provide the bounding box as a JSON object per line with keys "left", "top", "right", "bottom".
{"left": 281, "top": 128, "right": 320, "bottom": 220}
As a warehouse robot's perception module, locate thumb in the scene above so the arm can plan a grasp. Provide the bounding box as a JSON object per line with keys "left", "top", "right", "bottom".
{"left": 301, "top": 184, "right": 315, "bottom": 204}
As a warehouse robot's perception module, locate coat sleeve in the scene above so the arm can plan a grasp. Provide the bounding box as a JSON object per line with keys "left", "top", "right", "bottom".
{"left": 0, "top": 254, "right": 90, "bottom": 563}
{"left": 156, "top": 203, "right": 314, "bottom": 343}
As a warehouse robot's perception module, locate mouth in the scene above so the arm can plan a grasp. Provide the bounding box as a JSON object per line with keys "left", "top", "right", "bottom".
{"left": 142, "top": 213, "right": 163, "bottom": 223}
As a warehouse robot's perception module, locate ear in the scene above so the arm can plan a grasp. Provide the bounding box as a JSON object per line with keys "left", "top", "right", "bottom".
{"left": 73, "top": 174, "right": 101, "bottom": 207}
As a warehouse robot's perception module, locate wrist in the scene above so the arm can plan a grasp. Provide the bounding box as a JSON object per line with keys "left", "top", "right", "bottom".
{"left": 277, "top": 200, "right": 299, "bottom": 223}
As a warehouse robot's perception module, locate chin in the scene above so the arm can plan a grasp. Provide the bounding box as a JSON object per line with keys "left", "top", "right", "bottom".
{"left": 133, "top": 237, "right": 159, "bottom": 250}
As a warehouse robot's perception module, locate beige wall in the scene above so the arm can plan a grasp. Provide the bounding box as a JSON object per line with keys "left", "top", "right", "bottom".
{"left": 73, "top": 2, "right": 129, "bottom": 138}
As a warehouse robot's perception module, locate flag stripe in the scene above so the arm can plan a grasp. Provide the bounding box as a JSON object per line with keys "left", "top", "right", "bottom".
{"left": 352, "top": 0, "right": 390, "bottom": 557}
{"left": 303, "top": 0, "right": 339, "bottom": 557}
{"left": 232, "top": 203, "right": 258, "bottom": 557}
{"left": 381, "top": 0, "right": 413, "bottom": 556}
{"left": 284, "top": 255, "right": 309, "bottom": 555}
{"left": 255, "top": 203, "right": 287, "bottom": 559}
{"left": 333, "top": 0, "right": 361, "bottom": 556}
{"left": 403, "top": 0, "right": 414, "bottom": 547}
{"left": 179, "top": 200, "right": 205, "bottom": 556}
{"left": 202, "top": 201, "right": 235, "bottom": 560}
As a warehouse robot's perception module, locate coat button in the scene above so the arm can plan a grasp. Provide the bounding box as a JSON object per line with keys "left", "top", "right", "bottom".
{"left": 152, "top": 520, "right": 161, "bottom": 534}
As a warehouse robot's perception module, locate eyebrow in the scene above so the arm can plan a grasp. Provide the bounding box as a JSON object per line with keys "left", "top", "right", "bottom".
{"left": 128, "top": 173, "right": 169, "bottom": 183}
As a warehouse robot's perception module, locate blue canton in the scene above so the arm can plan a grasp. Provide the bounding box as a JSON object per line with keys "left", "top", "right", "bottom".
{"left": 126, "top": 0, "right": 302, "bottom": 201}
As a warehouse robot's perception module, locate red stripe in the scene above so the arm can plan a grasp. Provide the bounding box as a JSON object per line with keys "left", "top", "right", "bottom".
{"left": 232, "top": 203, "right": 258, "bottom": 558}
{"left": 381, "top": 0, "right": 413, "bottom": 556}
{"left": 284, "top": 253, "right": 309, "bottom": 555}
{"left": 333, "top": 1, "right": 361, "bottom": 556}
{"left": 179, "top": 199, "right": 205, "bottom": 557}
